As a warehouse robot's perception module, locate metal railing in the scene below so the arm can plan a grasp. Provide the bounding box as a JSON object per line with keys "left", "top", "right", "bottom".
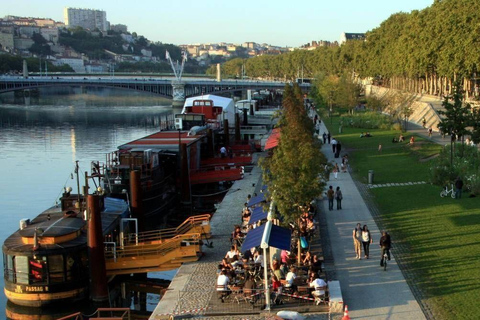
{"left": 124, "top": 214, "right": 210, "bottom": 245}
{"left": 105, "top": 233, "right": 201, "bottom": 261}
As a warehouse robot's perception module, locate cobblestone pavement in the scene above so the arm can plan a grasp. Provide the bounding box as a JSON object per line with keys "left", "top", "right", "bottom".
{"left": 151, "top": 154, "right": 268, "bottom": 319}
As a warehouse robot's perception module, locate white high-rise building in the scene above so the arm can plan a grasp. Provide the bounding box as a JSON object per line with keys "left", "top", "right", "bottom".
{"left": 64, "top": 7, "right": 108, "bottom": 32}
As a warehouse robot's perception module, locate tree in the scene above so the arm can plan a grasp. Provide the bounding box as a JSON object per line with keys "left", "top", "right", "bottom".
{"left": 336, "top": 73, "right": 362, "bottom": 114}
{"left": 261, "top": 84, "right": 326, "bottom": 224}
{"left": 30, "top": 32, "right": 53, "bottom": 56}
{"left": 437, "top": 83, "right": 471, "bottom": 164}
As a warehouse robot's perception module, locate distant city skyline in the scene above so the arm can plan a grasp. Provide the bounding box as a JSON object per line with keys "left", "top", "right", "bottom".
{"left": 3, "top": 0, "right": 433, "bottom": 47}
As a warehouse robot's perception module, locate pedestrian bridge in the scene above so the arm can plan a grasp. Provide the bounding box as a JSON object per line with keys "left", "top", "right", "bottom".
{"left": 0, "top": 77, "right": 310, "bottom": 99}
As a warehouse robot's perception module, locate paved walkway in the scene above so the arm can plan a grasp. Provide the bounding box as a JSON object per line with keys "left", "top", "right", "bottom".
{"left": 318, "top": 120, "right": 426, "bottom": 319}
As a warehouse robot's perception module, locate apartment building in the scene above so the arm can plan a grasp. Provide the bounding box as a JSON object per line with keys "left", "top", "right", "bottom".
{"left": 64, "top": 7, "right": 108, "bottom": 32}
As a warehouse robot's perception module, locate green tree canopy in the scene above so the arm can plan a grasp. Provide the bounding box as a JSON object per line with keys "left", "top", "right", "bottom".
{"left": 261, "top": 84, "right": 326, "bottom": 223}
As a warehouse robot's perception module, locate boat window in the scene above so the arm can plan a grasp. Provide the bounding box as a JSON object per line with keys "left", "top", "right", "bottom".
{"left": 14, "top": 256, "right": 29, "bottom": 284}
{"left": 4, "top": 254, "right": 14, "bottom": 282}
{"left": 48, "top": 255, "right": 64, "bottom": 283}
{"left": 29, "top": 257, "right": 47, "bottom": 284}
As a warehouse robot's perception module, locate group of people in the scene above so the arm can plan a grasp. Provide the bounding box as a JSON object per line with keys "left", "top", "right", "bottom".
{"left": 352, "top": 223, "right": 391, "bottom": 266}
{"left": 392, "top": 134, "right": 405, "bottom": 143}
{"left": 360, "top": 132, "right": 373, "bottom": 138}
{"left": 326, "top": 185, "right": 343, "bottom": 211}
{"left": 217, "top": 197, "right": 329, "bottom": 305}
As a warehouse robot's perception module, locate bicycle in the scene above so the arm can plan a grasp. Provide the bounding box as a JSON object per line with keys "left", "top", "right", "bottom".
{"left": 440, "top": 184, "right": 456, "bottom": 199}
{"left": 381, "top": 251, "right": 388, "bottom": 271}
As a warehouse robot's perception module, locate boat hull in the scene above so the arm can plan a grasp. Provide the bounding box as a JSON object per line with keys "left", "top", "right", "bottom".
{"left": 4, "top": 286, "right": 87, "bottom": 307}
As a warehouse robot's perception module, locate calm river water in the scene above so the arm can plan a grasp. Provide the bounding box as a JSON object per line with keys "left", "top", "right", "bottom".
{"left": 0, "top": 87, "right": 179, "bottom": 316}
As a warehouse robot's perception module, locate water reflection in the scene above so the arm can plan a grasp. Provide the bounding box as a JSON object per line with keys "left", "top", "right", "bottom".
{"left": 0, "top": 87, "right": 178, "bottom": 318}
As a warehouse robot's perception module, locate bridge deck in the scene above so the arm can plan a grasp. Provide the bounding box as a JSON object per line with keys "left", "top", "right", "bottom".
{"left": 0, "top": 77, "right": 310, "bottom": 99}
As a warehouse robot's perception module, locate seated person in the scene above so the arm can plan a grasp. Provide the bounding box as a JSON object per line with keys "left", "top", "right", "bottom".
{"left": 392, "top": 137, "right": 398, "bottom": 143}
{"left": 365, "top": 132, "right": 372, "bottom": 137}
{"left": 243, "top": 274, "right": 256, "bottom": 298}
{"left": 231, "top": 226, "right": 244, "bottom": 246}
{"left": 410, "top": 136, "right": 415, "bottom": 144}
{"left": 242, "top": 247, "right": 253, "bottom": 262}
{"left": 242, "top": 206, "right": 252, "bottom": 223}
{"left": 399, "top": 134, "right": 405, "bottom": 142}
{"left": 225, "top": 245, "right": 239, "bottom": 262}
{"left": 360, "top": 132, "right": 365, "bottom": 138}
{"left": 303, "top": 251, "right": 313, "bottom": 266}
{"left": 309, "top": 276, "right": 328, "bottom": 305}
{"left": 254, "top": 251, "right": 264, "bottom": 268}
{"left": 311, "top": 255, "right": 323, "bottom": 274}
{"left": 285, "top": 266, "right": 298, "bottom": 292}
{"left": 219, "top": 258, "right": 233, "bottom": 271}
{"left": 216, "top": 270, "right": 231, "bottom": 302}
{"left": 306, "top": 217, "right": 315, "bottom": 232}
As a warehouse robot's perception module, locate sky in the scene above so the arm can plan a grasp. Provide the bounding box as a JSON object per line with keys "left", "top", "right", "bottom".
{"left": 2, "top": 0, "right": 434, "bottom": 47}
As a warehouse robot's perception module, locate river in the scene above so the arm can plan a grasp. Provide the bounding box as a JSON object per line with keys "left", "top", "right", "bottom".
{"left": 0, "top": 86, "right": 179, "bottom": 317}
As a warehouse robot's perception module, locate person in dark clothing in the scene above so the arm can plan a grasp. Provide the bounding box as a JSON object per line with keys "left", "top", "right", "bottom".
{"left": 455, "top": 177, "right": 464, "bottom": 199}
{"left": 336, "top": 142, "right": 342, "bottom": 158}
{"left": 322, "top": 132, "right": 327, "bottom": 144}
{"left": 327, "top": 132, "right": 331, "bottom": 144}
{"left": 326, "top": 186, "right": 335, "bottom": 211}
{"left": 379, "top": 231, "right": 391, "bottom": 266}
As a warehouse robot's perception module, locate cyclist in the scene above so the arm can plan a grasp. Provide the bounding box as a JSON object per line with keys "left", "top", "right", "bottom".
{"left": 379, "top": 231, "right": 391, "bottom": 267}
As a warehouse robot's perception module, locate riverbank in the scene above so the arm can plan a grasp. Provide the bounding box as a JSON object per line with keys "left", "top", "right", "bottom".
{"left": 150, "top": 153, "right": 265, "bottom": 319}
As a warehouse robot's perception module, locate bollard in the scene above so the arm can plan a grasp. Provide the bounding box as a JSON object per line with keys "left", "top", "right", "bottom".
{"left": 368, "top": 170, "right": 374, "bottom": 184}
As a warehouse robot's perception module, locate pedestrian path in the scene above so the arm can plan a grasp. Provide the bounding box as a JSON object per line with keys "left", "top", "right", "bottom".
{"left": 317, "top": 120, "right": 426, "bottom": 319}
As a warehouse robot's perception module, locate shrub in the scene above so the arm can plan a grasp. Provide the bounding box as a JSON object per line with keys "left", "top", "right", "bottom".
{"left": 430, "top": 144, "right": 480, "bottom": 194}
{"left": 340, "top": 112, "right": 396, "bottom": 130}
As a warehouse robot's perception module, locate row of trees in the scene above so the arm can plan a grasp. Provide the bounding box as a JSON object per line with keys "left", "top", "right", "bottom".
{"left": 261, "top": 84, "right": 326, "bottom": 223}
{"left": 213, "top": 0, "right": 480, "bottom": 98}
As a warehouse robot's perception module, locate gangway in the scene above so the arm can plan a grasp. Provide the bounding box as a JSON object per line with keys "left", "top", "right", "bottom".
{"left": 105, "top": 215, "right": 210, "bottom": 275}
{"left": 105, "top": 233, "right": 202, "bottom": 275}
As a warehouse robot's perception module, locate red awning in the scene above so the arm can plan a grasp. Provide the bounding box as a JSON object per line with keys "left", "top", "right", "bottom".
{"left": 265, "top": 128, "right": 281, "bottom": 150}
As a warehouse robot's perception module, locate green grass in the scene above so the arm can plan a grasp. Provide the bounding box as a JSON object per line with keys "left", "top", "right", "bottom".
{"left": 324, "top": 115, "right": 480, "bottom": 319}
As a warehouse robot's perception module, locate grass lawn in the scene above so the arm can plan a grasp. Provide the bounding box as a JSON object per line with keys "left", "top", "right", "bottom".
{"left": 323, "top": 115, "right": 480, "bottom": 319}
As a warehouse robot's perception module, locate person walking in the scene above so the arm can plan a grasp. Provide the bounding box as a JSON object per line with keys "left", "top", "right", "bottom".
{"left": 333, "top": 163, "right": 339, "bottom": 180}
{"left": 361, "top": 225, "right": 372, "bottom": 259}
{"left": 327, "top": 132, "right": 331, "bottom": 144}
{"left": 331, "top": 138, "right": 338, "bottom": 154}
{"left": 336, "top": 141, "right": 342, "bottom": 158}
{"left": 352, "top": 223, "right": 363, "bottom": 259}
{"left": 326, "top": 186, "right": 334, "bottom": 211}
{"left": 455, "top": 176, "right": 464, "bottom": 199}
{"left": 322, "top": 132, "right": 327, "bottom": 144}
{"left": 334, "top": 186, "right": 343, "bottom": 210}
{"left": 379, "top": 231, "right": 391, "bottom": 266}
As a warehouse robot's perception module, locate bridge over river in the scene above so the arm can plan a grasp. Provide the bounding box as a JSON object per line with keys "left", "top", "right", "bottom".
{"left": 0, "top": 77, "right": 310, "bottom": 104}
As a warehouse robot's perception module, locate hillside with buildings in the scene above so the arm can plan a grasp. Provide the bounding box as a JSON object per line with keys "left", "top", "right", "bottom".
{"left": 0, "top": 7, "right": 341, "bottom": 74}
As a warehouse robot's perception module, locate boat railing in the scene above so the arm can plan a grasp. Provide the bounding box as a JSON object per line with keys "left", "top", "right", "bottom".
{"left": 123, "top": 214, "right": 210, "bottom": 245}
{"left": 105, "top": 233, "right": 201, "bottom": 260}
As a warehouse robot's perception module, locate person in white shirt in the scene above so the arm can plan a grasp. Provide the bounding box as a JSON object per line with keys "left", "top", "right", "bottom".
{"left": 254, "top": 251, "right": 264, "bottom": 268}
{"left": 220, "top": 146, "right": 227, "bottom": 158}
{"left": 309, "top": 277, "right": 327, "bottom": 305}
{"left": 285, "top": 266, "right": 297, "bottom": 292}
{"left": 216, "top": 270, "right": 230, "bottom": 302}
